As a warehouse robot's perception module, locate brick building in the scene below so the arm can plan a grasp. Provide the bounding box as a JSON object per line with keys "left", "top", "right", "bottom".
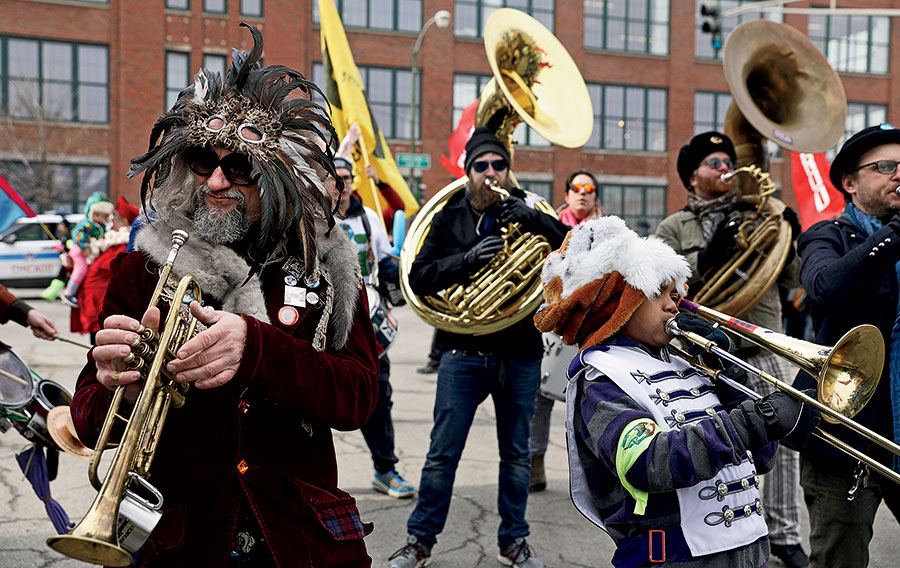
{"left": 1, "top": 0, "right": 899, "bottom": 231}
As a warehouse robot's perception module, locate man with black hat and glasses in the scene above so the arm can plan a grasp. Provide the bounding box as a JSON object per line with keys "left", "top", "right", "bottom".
{"left": 796, "top": 123, "right": 900, "bottom": 568}
{"left": 655, "top": 131, "right": 807, "bottom": 568}
{"left": 387, "top": 127, "right": 567, "bottom": 568}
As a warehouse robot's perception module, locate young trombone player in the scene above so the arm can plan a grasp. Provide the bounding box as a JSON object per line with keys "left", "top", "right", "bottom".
{"left": 535, "top": 217, "right": 816, "bottom": 568}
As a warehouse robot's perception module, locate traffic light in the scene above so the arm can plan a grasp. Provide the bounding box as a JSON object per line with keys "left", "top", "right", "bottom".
{"left": 700, "top": 3, "right": 723, "bottom": 55}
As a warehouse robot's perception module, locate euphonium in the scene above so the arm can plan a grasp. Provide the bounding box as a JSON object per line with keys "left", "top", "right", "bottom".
{"left": 399, "top": 8, "right": 592, "bottom": 335}
{"left": 47, "top": 230, "right": 203, "bottom": 566}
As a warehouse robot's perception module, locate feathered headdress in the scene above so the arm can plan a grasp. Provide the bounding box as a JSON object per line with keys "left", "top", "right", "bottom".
{"left": 127, "top": 23, "right": 338, "bottom": 278}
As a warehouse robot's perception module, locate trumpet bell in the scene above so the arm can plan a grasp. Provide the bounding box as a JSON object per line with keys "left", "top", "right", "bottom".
{"left": 47, "top": 534, "right": 132, "bottom": 567}
{"left": 724, "top": 20, "right": 846, "bottom": 154}
{"left": 481, "top": 8, "right": 593, "bottom": 148}
{"left": 819, "top": 324, "right": 885, "bottom": 424}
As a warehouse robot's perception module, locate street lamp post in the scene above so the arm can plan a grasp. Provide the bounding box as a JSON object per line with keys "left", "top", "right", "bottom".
{"left": 410, "top": 9, "right": 451, "bottom": 203}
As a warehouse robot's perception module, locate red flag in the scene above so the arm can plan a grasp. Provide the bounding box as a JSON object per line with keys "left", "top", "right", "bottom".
{"left": 0, "top": 171, "right": 37, "bottom": 232}
{"left": 790, "top": 152, "right": 845, "bottom": 230}
{"left": 440, "top": 99, "right": 478, "bottom": 179}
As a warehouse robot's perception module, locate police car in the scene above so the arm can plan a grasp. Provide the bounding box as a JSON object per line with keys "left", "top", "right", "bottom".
{"left": 0, "top": 214, "right": 83, "bottom": 288}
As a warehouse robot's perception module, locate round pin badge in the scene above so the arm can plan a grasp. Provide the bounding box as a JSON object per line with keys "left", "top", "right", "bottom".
{"left": 305, "top": 274, "right": 320, "bottom": 288}
{"left": 278, "top": 306, "right": 300, "bottom": 326}
{"left": 284, "top": 275, "right": 298, "bottom": 286}
{"left": 307, "top": 292, "right": 320, "bottom": 305}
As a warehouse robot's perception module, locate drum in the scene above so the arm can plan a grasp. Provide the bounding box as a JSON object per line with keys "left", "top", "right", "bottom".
{"left": 366, "top": 286, "right": 398, "bottom": 354}
{"left": 539, "top": 332, "right": 579, "bottom": 401}
{"left": 0, "top": 345, "right": 73, "bottom": 449}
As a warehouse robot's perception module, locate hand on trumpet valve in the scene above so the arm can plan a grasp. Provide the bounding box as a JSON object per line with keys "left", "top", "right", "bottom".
{"left": 464, "top": 235, "right": 505, "bottom": 269}
{"left": 741, "top": 391, "right": 820, "bottom": 450}
{"left": 94, "top": 307, "right": 161, "bottom": 404}
{"left": 697, "top": 219, "right": 740, "bottom": 275}
{"left": 165, "top": 301, "right": 246, "bottom": 390}
{"left": 500, "top": 195, "right": 538, "bottom": 226}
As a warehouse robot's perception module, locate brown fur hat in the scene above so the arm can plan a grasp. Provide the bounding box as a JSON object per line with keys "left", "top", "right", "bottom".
{"left": 534, "top": 217, "right": 690, "bottom": 350}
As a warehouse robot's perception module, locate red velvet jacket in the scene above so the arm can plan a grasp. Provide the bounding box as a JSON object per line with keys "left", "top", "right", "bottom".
{"left": 70, "top": 251, "right": 379, "bottom": 567}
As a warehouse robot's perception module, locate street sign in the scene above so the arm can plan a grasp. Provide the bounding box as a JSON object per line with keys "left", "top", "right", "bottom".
{"left": 397, "top": 153, "right": 431, "bottom": 170}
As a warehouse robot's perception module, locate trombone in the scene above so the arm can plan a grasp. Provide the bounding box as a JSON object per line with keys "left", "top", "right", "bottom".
{"left": 667, "top": 299, "right": 900, "bottom": 486}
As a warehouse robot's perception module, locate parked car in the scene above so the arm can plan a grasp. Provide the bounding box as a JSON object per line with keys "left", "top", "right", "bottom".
{"left": 0, "top": 214, "right": 83, "bottom": 288}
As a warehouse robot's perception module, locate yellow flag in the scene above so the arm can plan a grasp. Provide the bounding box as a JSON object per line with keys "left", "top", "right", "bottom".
{"left": 318, "top": 0, "right": 420, "bottom": 218}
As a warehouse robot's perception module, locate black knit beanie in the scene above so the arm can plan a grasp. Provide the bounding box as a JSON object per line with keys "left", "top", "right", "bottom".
{"left": 464, "top": 127, "right": 511, "bottom": 174}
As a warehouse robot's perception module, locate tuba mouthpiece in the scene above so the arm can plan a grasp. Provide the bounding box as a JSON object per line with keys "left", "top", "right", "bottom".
{"left": 720, "top": 171, "right": 738, "bottom": 183}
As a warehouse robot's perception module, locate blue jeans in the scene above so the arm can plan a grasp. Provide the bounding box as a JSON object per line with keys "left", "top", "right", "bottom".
{"left": 407, "top": 350, "right": 540, "bottom": 550}
{"left": 360, "top": 354, "right": 398, "bottom": 474}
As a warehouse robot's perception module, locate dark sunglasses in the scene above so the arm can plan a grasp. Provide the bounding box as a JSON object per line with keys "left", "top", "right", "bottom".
{"left": 702, "top": 157, "right": 735, "bottom": 170}
{"left": 853, "top": 159, "right": 900, "bottom": 176}
{"left": 569, "top": 182, "right": 596, "bottom": 194}
{"left": 184, "top": 146, "right": 255, "bottom": 186}
{"left": 472, "top": 159, "right": 509, "bottom": 173}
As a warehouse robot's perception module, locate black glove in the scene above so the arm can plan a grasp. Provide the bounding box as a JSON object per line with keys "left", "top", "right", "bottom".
{"left": 714, "top": 364, "right": 752, "bottom": 411}
{"left": 741, "top": 391, "right": 819, "bottom": 449}
{"left": 782, "top": 206, "right": 801, "bottom": 241}
{"left": 673, "top": 312, "right": 733, "bottom": 356}
{"left": 463, "top": 235, "right": 504, "bottom": 269}
{"left": 377, "top": 257, "right": 406, "bottom": 306}
{"left": 697, "top": 218, "right": 740, "bottom": 275}
{"left": 500, "top": 196, "right": 538, "bottom": 227}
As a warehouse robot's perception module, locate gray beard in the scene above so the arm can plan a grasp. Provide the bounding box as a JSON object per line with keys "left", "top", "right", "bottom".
{"left": 191, "top": 185, "right": 252, "bottom": 245}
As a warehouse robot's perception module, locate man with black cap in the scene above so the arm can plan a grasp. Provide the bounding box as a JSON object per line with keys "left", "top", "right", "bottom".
{"left": 334, "top": 156, "right": 416, "bottom": 501}
{"left": 656, "top": 131, "right": 808, "bottom": 568}
{"left": 796, "top": 123, "right": 900, "bottom": 568}
{"left": 388, "top": 126, "right": 567, "bottom": 568}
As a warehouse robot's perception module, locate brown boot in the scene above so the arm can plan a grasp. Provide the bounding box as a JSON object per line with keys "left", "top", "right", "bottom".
{"left": 529, "top": 454, "right": 546, "bottom": 492}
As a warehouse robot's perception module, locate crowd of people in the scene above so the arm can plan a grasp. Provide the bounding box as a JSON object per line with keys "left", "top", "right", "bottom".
{"left": 4, "top": 23, "right": 900, "bottom": 568}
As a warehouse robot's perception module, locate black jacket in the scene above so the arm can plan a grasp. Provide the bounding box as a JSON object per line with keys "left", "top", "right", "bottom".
{"left": 796, "top": 212, "right": 900, "bottom": 473}
{"left": 409, "top": 187, "right": 568, "bottom": 357}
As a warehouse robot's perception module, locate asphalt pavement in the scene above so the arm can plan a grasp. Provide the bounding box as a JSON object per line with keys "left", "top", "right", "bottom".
{"left": 1, "top": 290, "right": 898, "bottom": 567}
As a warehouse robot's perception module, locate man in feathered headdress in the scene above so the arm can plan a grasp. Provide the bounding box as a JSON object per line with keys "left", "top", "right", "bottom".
{"left": 67, "top": 25, "right": 379, "bottom": 567}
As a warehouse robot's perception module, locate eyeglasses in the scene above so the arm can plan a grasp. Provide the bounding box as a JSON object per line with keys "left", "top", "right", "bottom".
{"left": 471, "top": 159, "right": 509, "bottom": 173}
{"left": 853, "top": 159, "right": 900, "bottom": 176}
{"left": 702, "top": 157, "right": 735, "bottom": 170}
{"left": 184, "top": 146, "right": 255, "bottom": 186}
{"left": 569, "top": 183, "right": 596, "bottom": 194}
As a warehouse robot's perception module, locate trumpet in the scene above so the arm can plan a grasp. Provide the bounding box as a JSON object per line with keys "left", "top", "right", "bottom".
{"left": 47, "top": 230, "right": 203, "bottom": 566}
{"left": 666, "top": 299, "right": 900, "bottom": 486}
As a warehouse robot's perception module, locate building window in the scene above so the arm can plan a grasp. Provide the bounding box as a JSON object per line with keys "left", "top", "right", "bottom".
{"left": 204, "top": 0, "right": 226, "bottom": 14}
{"left": 455, "top": 0, "right": 554, "bottom": 38}
{"left": 585, "top": 83, "right": 666, "bottom": 152}
{"left": 203, "top": 53, "right": 228, "bottom": 79}
{"left": 693, "top": 90, "right": 785, "bottom": 159}
{"left": 167, "top": 0, "right": 189, "bottom": 9}
{"left": 809, "top": 15, "right": 889, "bottom": 75}
{"left": 825, "top": 102, "right": 889, "bottom": 159}
{"left": 518, "top": 179, "right": 553, "bottom": 202}
{"left": 241, "top": 0, "right": 263, "bottom": 17}
{"left": 313, "top": 63, "right": 421, "bottom": 140}
{"left": 694, "top": 0, "right": 782, "bottom": 60}
{"left": 452, "top": 73, "right": 548, "bottom": 148}
{"left": 313, "top": 0, "right": 423, "bottom": 33}
{"left": 0, "top": 37, "right": 108, "bottom": 123}
{"left": 0, "top": 161, "right": 108, "bottom": 213}
{"left": 166, "top": 51, "right": 190, "bottom": 111}
{"left": 584, "top": 0, "right": 669, "bottom": 55}
{"left": 598, "top": 183, "right": 666, "bottom": 232}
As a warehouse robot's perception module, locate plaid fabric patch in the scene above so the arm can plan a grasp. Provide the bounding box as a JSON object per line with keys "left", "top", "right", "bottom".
{"left": 313, "top": 499, "right": 373, "bottom": 541}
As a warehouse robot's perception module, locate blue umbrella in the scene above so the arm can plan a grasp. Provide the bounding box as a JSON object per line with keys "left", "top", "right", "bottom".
{"left": 16, "top": 445, "right": 72, "bottom": 534}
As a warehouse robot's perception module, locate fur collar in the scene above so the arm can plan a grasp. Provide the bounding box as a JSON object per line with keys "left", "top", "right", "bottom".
{"left": 134, "top": 216, "right": 362, "bottom": 350}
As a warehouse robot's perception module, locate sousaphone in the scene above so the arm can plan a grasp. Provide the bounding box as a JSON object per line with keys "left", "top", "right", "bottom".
{"left": 693, "top": 20, "right": 847, "bottom": 317}
{"left": 399, "top": 8, "right": 593, "bottom": 335}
